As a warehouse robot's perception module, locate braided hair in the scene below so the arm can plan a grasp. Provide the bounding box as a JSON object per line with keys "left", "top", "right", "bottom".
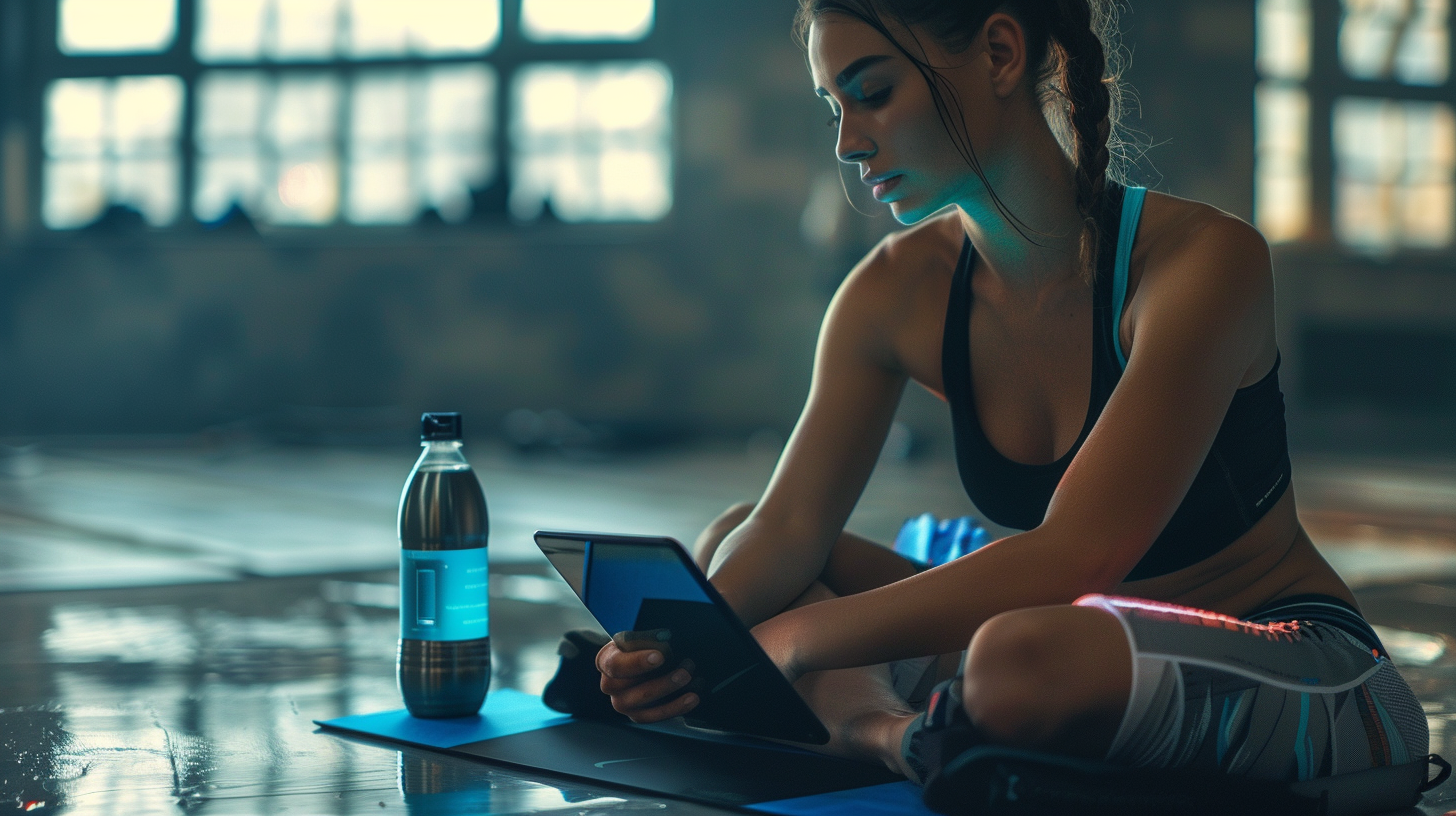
{"left": 793, "top": 0, "right": 1127, "bottom": 281}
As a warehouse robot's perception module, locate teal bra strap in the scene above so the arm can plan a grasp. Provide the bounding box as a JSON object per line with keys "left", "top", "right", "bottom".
{"left": 1112, "top": 186, "right": 1147, "bottom": 370}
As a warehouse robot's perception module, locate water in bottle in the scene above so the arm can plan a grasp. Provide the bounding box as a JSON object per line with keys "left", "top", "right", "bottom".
{"left": 398, "top": 412, "right": 490, "bottom": 718}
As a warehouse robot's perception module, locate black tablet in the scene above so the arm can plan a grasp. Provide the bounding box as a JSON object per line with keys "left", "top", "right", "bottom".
{"left": 533, "top": 530, "right": 830, "bottom": 745}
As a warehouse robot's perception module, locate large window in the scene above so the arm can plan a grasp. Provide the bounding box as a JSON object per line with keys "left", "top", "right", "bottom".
{"left": 1256, "top": 0, "right": 1454, "bottom": 255}
{"left": 38, "top": 0, "right": 671, "bottom": 230}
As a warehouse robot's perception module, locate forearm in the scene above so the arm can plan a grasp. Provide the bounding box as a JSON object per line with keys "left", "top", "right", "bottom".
{"left": 707, "top": 512, "right": 836, "bottom": 628}
{"left": 769, "top": 528, "right": 1119, "bottom": 674}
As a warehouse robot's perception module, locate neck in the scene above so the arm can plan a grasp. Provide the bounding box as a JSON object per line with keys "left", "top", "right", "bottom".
{"left": 952, "top": 112, "right": 1088, "bottom": 294}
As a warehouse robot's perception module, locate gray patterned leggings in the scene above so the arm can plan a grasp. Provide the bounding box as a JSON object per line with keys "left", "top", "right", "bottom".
{"left": 1078, "top": 594, "right": 1428, "bottom": 786}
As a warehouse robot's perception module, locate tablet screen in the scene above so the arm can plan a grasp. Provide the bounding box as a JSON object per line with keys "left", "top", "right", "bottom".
{"left": 536, "top": 532, "right": 829, "bottom": 744}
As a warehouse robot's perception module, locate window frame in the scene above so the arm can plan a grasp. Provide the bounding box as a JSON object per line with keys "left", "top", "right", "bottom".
{"left": 23, "top": 0, "right": 674, "bottom": 236}
{"left": 1272, "top": 0, "right": 1456, "bottom": 260}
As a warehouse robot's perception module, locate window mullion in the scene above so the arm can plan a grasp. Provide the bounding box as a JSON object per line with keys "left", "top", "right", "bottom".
{"left": 178, "top": 0, "right": 197, "bottom": 226}
{"left": 1307, "top": 0, "right": 1341, "bottom": 246}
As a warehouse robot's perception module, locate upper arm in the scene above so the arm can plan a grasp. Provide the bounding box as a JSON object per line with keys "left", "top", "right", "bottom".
{"left": 706, "top": 236, "right": 920, "bottom": 623}
{"left": 1041, "top": 214, "right": 1275, "bottom": 588}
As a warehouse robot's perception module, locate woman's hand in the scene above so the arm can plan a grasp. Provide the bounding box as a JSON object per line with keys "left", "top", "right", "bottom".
{"left": 596, "top": 630, "right": 699, "bottom": 723}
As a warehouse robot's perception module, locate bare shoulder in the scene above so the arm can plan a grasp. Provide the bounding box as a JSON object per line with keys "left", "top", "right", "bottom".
{"left": 1136, "top": 192, "right": 1272, "bottom": 298}
{"left": 845, "top": 210, "right": 965, "bottom": 295}
{"left": 824, "top": 210, "right": 964, "bottom": 377}
{"left": 1123, "top": 192, "right": 1278, "bottom": 378}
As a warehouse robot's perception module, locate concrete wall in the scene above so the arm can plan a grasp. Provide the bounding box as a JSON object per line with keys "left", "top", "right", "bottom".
{"left": 1, "top": 0, "right": 1447, "bottom": 455}
{"left": 0, "top": 0, "right": 889, "bottom": 443}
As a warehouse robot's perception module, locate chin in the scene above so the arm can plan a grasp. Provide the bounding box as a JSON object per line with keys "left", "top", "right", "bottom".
{"left": 887, "top": 199, "right": 940, "bottom": 226}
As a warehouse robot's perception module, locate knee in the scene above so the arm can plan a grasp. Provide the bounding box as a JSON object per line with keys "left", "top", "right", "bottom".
{"left": 693, "top": 502, "right": 755, "bottom": 570}
{"left": 959, "top": 605, "right": 1132, "bottom": 750}
{"left": 961, "top": 610, "right": 1063, "bottom": 745}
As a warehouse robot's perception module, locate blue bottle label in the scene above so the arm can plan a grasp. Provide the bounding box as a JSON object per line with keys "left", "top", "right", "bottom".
{"left": 399, "top": 548, "right": 489, "bottom": 641}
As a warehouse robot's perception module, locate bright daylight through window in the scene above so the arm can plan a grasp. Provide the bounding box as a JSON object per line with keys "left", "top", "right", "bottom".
{"left": 43, "top": 0, "right": 670, "bottom": 230}
{"left": 1255, "top": 0, "right": 1455, "bottom": 254}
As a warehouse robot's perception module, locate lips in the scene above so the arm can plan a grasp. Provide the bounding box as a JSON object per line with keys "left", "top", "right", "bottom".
{"left": 867, "top": 173, "right": 903, "bottom": 201}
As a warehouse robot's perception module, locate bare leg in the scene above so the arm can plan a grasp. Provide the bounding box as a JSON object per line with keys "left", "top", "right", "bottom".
{"left": 779, "top": 581, "right": 921, "bottom": 774}
{"left": 841, "top": 604, "right": 1134, "bottom": 779}
{"left": 959, "top": 604, "right": 1132, "bottom": 758}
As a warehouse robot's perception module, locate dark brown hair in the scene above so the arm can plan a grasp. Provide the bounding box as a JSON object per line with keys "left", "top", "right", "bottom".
{"left": 794, "top": 0, "right": 1128, "bottom": 280}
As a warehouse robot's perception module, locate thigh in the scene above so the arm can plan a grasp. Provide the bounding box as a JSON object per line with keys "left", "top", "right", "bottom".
{"left": 820, "top": 530, "right": 923, "bottom": 597}
{"left": 1078, "top": 595, "right": 1429, "bottom": 781}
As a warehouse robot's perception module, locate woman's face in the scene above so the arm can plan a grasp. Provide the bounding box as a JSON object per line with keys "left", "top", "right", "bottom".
{"left": 807, "top": 15, "right": 996, "bottom": 225}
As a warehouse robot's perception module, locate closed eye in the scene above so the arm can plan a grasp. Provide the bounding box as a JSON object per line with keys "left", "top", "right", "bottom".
{"left": 826, "top": 87, "right": 891, "bottom": 128}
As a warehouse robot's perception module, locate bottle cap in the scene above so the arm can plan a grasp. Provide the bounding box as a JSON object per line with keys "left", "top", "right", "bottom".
{"left": 420, "top": 412, "right": 463, "bottom": 441}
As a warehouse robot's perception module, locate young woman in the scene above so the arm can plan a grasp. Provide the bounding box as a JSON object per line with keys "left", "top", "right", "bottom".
{"left": 592, "top": 0, "right": 1430, "bottom": 803}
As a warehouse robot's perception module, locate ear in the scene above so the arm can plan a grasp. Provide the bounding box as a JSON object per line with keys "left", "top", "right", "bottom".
{"left": 982, "top": 13, "right": 1029, "bottom": 98}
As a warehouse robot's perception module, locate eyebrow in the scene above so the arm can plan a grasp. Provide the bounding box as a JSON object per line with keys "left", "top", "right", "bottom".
{"left": 814, "top": 54, "right": 892, "bottom": 97}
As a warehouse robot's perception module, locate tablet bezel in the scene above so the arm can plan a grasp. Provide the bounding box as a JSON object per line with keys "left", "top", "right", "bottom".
{"left": 533, "top": 529, "right": 830, "bottom": 745}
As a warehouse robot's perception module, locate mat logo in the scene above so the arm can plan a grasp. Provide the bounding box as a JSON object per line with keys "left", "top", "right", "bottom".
{"left": 595, "top": 756, "right": 662, "bottom": 768}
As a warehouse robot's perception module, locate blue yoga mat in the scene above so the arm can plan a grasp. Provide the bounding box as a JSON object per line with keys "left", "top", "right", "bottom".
{"left": 317, "top": 689, "right": 932, "bottom": 814}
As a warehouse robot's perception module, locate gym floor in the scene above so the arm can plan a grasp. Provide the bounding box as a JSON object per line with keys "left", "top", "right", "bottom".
{"left": 1, "top": 441, "right": 1453, "bottom": 814}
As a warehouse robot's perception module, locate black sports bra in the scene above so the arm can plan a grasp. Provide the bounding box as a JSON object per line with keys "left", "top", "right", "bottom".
{"left": 941, "top": 184, "right": 1293, "bottom": 581}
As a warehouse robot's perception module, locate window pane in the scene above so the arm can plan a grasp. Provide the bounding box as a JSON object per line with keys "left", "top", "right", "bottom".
{"left": 1396, "top": 0, "right": 1450, "bottom": 85}
{"left": 195, "top": 71, "right": 269, "bottom": 222}
{"left": 196, "top": 71, "right": 268, "bottom": 149}
{"left": 45, "top": 79, "right": 108, "bottom": 158}
{"left": 345, "top": 0, "right": 410, "bottom": 57}
{"left": 1255, "top": 82, "right": 1310, "bottom": 242}
{"left": 1341, "top": 0, "right": 1450, "bottom": 85}
{"left": 272, "top": 0, "right": 342, "bottom": 60}
{"left": 351, "top": 72, "right": 410, "bottom": 148}
{"left": 347, "top": 71, "right": 412, "bottom": 222}
{"left": 195, "top": 153, "right": 264, "bottom": 222}
{"left": 344, "top": 66, "right": 494, "bottom": 224}
{"left": 1402, "top": 102, "right": 1456, "bottom": 246}
{"left": 43, "top": 76, "right": 183, "bottom": 228}
{"left": 521, "top": 0, "right": 653, "bottom": 42}
{"left": 59, "top": 0, "right": 176, "bottom": 54}
{"left": 115, "top": 156, "right": 181, "bottom": 224}
{"left": 346, "top": 0, "right": 501, "bottom": 57}
{"left": 195, "top": 0, "right": 268, "bottom": 63}
{"left": 112, "top": 76, "right": 184, "bottom": 156}
{"left": 269, "top": 74, "right": 339, "bottom": 148}
{"left": 419, "top": 65, "right": 495, "bottom": 221}
{"left": 347, "top": 157, "right": 413, "bottom": 223}
{"left": 411, "top": 0, "right": 502, "bottom": 54}
{"left": 1257, "top": 0, "right": 1311, "bottom": 80}
{"left": 269, "top": 155, "right": 338, "bottom": 224}
{"left": 1334, "top": 97, "right": 1456, "bottom": 251}
{"left": 510, "top": 61, "right": 673, "bottom": 222}
{"left": 43, "top": 158, "right": 105, "bottom": 228}
{"left": 422, "top": 151, "right": 488, "bottom": 222}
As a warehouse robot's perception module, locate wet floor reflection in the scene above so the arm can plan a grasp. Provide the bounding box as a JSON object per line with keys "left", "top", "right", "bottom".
{"left": 2, "top": 564, "right": 1455, "bottom": 813}
{"left": 0, "top": 570, "right": 740, "bottom": 814}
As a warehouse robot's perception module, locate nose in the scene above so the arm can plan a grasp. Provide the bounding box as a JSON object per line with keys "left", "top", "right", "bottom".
{"left": 835, "top": 120, "right": 875, "bottom": 164}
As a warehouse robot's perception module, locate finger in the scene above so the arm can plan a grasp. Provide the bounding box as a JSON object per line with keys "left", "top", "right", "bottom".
{"left": 598, "top": 644, "right": 666, "bottom": 679}
{"left": 623, "top": 692, "right": 700, "bottom": 724}
{"left": 600, "top": 657, "right": 694, "bottom": 694}
{"left": 612, "top": 632, "right": 674, "bottom": 664}
{"left": 608, "top": 665, "right": 695, "bottom": 712}
{"left": 614, "top": 628, "right": 672, "bottom": 649}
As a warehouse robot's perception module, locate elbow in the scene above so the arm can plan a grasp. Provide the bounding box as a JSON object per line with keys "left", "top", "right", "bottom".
{"left": 1080, "top": 537, "right": 1152, "bottom": 595}
{"left": 1027, "top": 523, "right": 1148, "bottom": 599}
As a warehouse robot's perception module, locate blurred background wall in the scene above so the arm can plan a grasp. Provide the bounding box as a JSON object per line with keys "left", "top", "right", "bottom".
{"left": 0, "top": 0, "right": 1451, "bottom": 457}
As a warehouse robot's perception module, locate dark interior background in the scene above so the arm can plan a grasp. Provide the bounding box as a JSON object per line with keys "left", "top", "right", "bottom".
{"left": 0, "top": 0, "right": 1450, "bottom": 458}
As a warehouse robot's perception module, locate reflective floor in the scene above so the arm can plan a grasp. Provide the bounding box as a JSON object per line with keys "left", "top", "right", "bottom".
{"left": 1, "top": 442, "right": 1454, "bottom": 814}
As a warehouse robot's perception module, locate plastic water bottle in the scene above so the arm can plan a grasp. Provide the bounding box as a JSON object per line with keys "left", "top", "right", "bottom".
{"left": 397, "top": 412, "right": 490, "bottom": 718}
